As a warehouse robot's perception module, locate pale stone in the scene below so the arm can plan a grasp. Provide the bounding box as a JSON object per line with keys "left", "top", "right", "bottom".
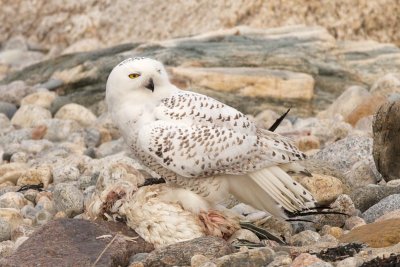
{"left": 171, "top": 67, "right": 315, "bottom": 100}
{"left": 191, "top": 254, "right": 211, "bottom": 267}
{"left": 54, "top": 103, "right": 96, "bottom": 127}
{"left": 375, "top": 209, "right": 400, "bottom": 222}
{"left": 11, "top": 105, "right": 52, "bottom": 128}
{"left": 0, "top": 240, "right": 15, "bottom": 257}
{"left": 291, "top": 253, "right": 327, "bottom": 267}
{"left": 290, "top": 230, "right": 321, "bottom": 246}
{"left": 318, "top": 86, "right": 370, "bottom": 119}
{"left": 0, "top": 208, "right": 24, "bottom": 231}
{"left": 0, "top": 192, "right": 28, "bottom": 210}
{"left": 227, "top": 229, "right": 260, "bottom": 244}
{"left": 17, "top": 166, "right": 53, "bottom": 188}
{"left": 297, "top": 174, "right": 344, "bottom": 204}
{"left": 0, "top": 163, "right": 28, "bottom": 185}
{"left": 36, "top": 195, "right": 56, "bottom": 214}
{"left": 344, "top": 216, "right": 366, "bottom": 230}
{"left": 20, "top": 91, "right": 56, "bottom": 109}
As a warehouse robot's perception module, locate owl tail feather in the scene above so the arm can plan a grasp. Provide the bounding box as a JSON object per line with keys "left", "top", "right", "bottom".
{"left": 227, "top": 166, "right": 316, "bottom": 219}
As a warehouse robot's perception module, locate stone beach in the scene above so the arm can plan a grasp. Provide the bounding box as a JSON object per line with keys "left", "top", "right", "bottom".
{"left": 1, "top": 18, "right": 400, "bottom": 267}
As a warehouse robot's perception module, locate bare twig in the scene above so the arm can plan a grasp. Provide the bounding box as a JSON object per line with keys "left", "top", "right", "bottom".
{"left": 91, "top": 234, "right": 118, "bottom": 267}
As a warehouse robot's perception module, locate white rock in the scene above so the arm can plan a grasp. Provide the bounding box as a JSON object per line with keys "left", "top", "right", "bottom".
{"left": 55, "top": 103, "right": 96, "bottom": 127}
{"left": 20, "top": 91, "right": 56, "bottom": 109}
{"left": 21, "top": 205, "right": 37, "bottom": 220}
{"left": 35, "top": 210, "right": 53, "bottom": 225}
{"left": 0, "top": 218, "right": 11, "bottom": 241}
{"left": 52, "top": 164, "right": 81, "bottom": 184}
{"left": 53, "top": 183, "right": 84, "bottom": 217}
{"left": 0, "top": 81, "right": 35, "bottom": 105}
{"left": 0, "top": 192, "right": 28, "bottom": 210}
{"left": 17, "top": 166, "right": 53, "bottom": 188}
{"left": 35, "top": 195, "right": 56, "bottom": 214}
{"left": 228, "top": 229, "right": 260, "bottom": 244}
{"left": 0, "top": 163, "right": 28, "bottom": 185}
{"left": 11, "top": 105, "right": 52, "bottom": 128}
{"left": 318, "top": 86, "right": 370, "bottom": 119}
{"left": 14, "top": 236, "right": 29, "bottom": 249}
{"left": 0, "top": 240, "right": 15, "bottom": 257}
{"left": 34, "top": 118, "right": 82, "bottom": 142}
{"left": 0, "top": 208, "right": 24, "bottom": 231}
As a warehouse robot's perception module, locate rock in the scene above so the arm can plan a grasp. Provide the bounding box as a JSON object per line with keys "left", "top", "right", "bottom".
{"left": 0, "top": 113, "right": 11, "bottom": 129}
{"left": 227, "top": 229, "right": 260, "bottom": 244}
{"left": 344, "top": 216, "right": 366, "bottom": 230}
{"left": 10, "top": 224, "right": 35, "bottom": 242}
{"left": 312, "top": 135, "right": 374, "bottom": 174}
{"left": 370, "top": 73, "right": 400, "bottom": 97}
{"left": 375, "top": 209, "right": 400, "bottom": 222}
{"left": 291, "top": 253, "right": 329, "bottom": 267}
{"left": 95, "top": 113, "right": 121, "bottom": 140}
{"left": 373, "top": 99, "right": 400, "bottom": 181}
{"left": 314, "top": 194, "right": 356, "bottom": 230}
{"left": 33, "top": 119, "right": 82, "bottom": 142}
{"left": 0, "top": 218, "right": 11, "bottom": 241}
{"left": 62, "top": 38, "right": 105, "bottom": 54}
{"left": 252, "top": 216, "right": 293, "bottom": 242}
{"left": 0, "top": 26, "right": 383, "bottom": 116}
{"left": 191, "top": 254, "right": 211, "bottom": 267}
{"left": 20, "top": 205, "right": 37, "bottom": 220}
{"left": 354, "top": 115, "right": 373, "bottom": 133}
{"left": 296, "top": 173, "right": 343, "bottom": 204}
{"left": 20, "top": 91, "right": 56, "bottom": 109}
{"left": 52, "top": 164, "right": 80, "bottom": 184}
{"left": 362, "top": 194, "right": 400, "bottom": 223}
{"left": 95, "top": 138, "right": 126, "bottom": 158}
{"left": 337, "top": 257, "right": 364, "bottom": 267}
{"left": 340, "top": 219, "right": 400, "bottom": 248}
{"left": 0, "top": 128, "right": 32, "bottom": 147}
{"left": 346, "top": 159, "right": 380, "bottom": 189}
{"left": 210, "top": 247, "right": 275, "bottom": 267}
{"left": 54, "top": 103, "right": 97, "bottom": 127}
{"left": 0, "top": 101, "right": 17, "bottom": 119}
{"left": 0, "top": 208, "right": 23, "bottom": 232}
{"left": 35, "top": 194, "right": 56, "bottom": 214}
{"left": 53, "top": 183, "right": 84, "bottom": 217}
{"left": 11, "top": 105, "right": 52, "bottom": 128}
{"left": 350, "top": 184, "right": 400, "bottom": 212}
{"left": 320, "top": 226, "right": 343, "bottom": 239}
{"left": 0, "top": 192, "right": 28, "bottom": 210}
{"left": 17, "top": 166, "right": 52, "bottom": 188}
{"left": 345, "top": 94, "right": 385, "bottom": 126}
{"left": 34, "top": 210, "right": 53, "bottom": 225}
{"left": 290, "top": 230, "right": 321, "bottom": 246}
{"left": 143, "top": 236, "right": 233, "bottom": 266}
{"left": 171, "top": 67, "right": 315, "bottom": 101}
{"left": 0, "top": 240, "right": 15, "bottom": 258}
{"left": 267, "top": 252, "right": 292, "bottom": 267}
{"left": 2, "top": 219, "right": 153, "bottom": 266}
{"left": 129, "top": 252, "right": 149, "bottom": 266}
{"left": 9, "top": 152, "right": 28, "bottom": 163}
{"left": 296, "top": 135, "right": 320, "bottom": 152}
{"left": 293, "top": 117, "right": 353, "bottom": 147}
{"left": 0, "top": 81, "right": 35, "bottom": 105}
{"left": 0, "top": 163, "right": 28, "bottom": 185}
{"left": 83, "top": 128, "right": 102, "bottom": 148}
{"left": 318, "top": 86, "right": 370, "bottom": 120}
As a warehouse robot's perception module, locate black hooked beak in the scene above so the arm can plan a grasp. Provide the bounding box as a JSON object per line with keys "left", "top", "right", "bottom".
{"left": 145, "top": 78, "right": 154, "bottom": 92}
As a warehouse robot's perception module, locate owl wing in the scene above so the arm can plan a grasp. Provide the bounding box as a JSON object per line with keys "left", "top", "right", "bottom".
{"left": 137, "top": 120, "right": 306, "bottom": 178}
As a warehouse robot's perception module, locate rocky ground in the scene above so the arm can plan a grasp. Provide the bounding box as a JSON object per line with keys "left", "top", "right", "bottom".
{"left": 0, "top": 26, "right": 400, "bottom": 266}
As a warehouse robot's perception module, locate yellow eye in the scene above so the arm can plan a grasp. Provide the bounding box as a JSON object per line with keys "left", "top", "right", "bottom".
{"left": 128, "top": 73, "right": 140, "bottom": 79}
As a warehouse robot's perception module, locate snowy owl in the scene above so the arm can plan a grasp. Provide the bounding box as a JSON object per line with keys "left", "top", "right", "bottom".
{"left": 106, "top": 57, "right": 317, "bottom": 219}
